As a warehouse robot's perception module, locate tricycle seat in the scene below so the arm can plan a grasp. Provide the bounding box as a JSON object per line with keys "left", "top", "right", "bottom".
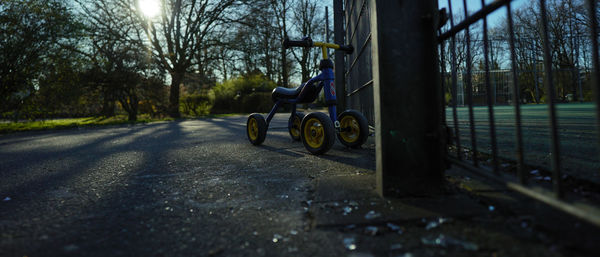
{"left": 272, "top": 86, "right": 300, "bottom": 101}
{"left": 271, "top": 81, "right": 320, "bottom": 103}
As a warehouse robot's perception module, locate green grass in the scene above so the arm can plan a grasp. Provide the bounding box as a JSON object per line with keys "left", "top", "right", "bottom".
{"left": 0, "top": 113, "right": 250, "bottom": 134}
{"left": 184, "top": 113, "right": 244, "bottom": 119}
{"left": 0, "top": 115, "right": 174, "bottom": 134}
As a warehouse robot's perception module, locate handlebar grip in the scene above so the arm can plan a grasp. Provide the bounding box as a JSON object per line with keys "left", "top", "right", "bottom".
{"left": 338, "top": 44, "right": 354, "bottom": 54}
{"left": 283, "top": 37, "right": 313, "bottom": 49}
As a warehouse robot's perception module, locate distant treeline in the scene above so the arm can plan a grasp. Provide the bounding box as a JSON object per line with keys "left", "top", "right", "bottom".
{"left": 1, "top": 0, "right": 329, "bottom": 121}
{"left": 440, "top": 0, "right": 598, "bottom": 104}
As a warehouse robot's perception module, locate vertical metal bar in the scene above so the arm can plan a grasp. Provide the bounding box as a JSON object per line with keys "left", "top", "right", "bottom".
{"left": 448, "top": 0, "right": 462, "bottom": 160}
{"left": 481, "top": 0, "right": 499, "bottom": 174}
{"left": 462, "top": 0, "right": 479, "bottom": 167}
{"left": 533, "top": 40, "right": 540, "bottom": 104}
{"left": 578, "top": 66, "right": 583, "bottom": 102}
{"left": 371, "top": 0, "right": 444, "bottom": 196}
{"left": 490, "top": 39, "right": 496, "bottom": 105}
{"left": 439, "top": 28, "right": 451, "bottom": 161}
{"left": 506, "top": 2, "right": 525, "bottom": 184}
{"left": 344, "top": 0, "right": 356, "bottom": 35}
{"left": 439, "top": 36, "right": 448, "bottom": 143}
{"left": 347, "top": 0, "right": 368, "bottom": 44}
{"left": 326, "top": 6, "right": 330, "bottom": 57}
{"left": 588, "top": 0, "right": 600, "bottom": 172}
{"left": 540, "top": 0, "right": 562, "bottom": 198}
{"left": 334, "top": 0, "right": 347, "bottom": 113}
{"left": 575, "top": 36, "right": 583, "bottom": 102}
{"left": 326, "top": 6, "right": 330, "bottom": 41}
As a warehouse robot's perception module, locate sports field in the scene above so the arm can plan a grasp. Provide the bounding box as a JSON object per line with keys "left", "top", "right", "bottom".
{"left": 446, "top": 103, "right": 600, "bottom": 183}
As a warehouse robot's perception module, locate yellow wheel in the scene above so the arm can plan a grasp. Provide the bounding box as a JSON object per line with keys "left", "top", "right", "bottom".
{"left": 337, "top": 110, "right": 369, "bottom": 148}
{"left": 247, "top": 113, "right": 267, "bottom": 145}
{"left": 303, "top": 117, "right": 324, "bottom": 148}
{"left": 300, "top": 112, "right": 334, "bottom": 155}
{"left": 288, "top": 112, "right": 304, "bottom": 141}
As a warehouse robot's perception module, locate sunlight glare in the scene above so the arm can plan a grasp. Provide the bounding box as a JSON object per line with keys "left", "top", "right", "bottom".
{"left": 139, "top": 0, "right": 160, "bottom": 17}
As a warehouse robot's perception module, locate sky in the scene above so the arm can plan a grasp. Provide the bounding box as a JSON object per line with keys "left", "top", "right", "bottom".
{"left": 319, "top": 1, "right": 529, "bottom": 30}
{"left": 438, "top": 0, "right": 528, "bottom": 27}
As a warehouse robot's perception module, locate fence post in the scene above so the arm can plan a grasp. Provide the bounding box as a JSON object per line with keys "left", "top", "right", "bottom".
{"left": 333, "top": 0, "right": 346, "bottom": 112}
{"left": 370, "top": 0, "right": 445, "bottom": 196}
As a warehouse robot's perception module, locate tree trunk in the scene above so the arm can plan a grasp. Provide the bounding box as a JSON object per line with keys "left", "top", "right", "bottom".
{"left": 129, "top": 92, "right": 138, "bottom": 121}
{"left": 118, "top": 91, "right": 138, "bottom": 122}
{"left": 101, "top": 92, "right": 115, "bottom": 117}
{"left": 282, "top": 48, "right": 288, "bottom": 87}
{"left": 281, "top": 29, "right": 288, "bottom": 87}
{"left": 221, "top": 53, "right": 228, "bottom": 81}
{"left": 301, "top": 48, "right": 310, "bottom": 83}
{"left": 169, "top": 72, "right": 184, "bottom": 118}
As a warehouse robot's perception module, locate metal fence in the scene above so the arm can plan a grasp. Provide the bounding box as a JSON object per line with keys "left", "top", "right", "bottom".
{"left": 336, "top": 0, "right": 600, "bottom": 226}
{"left": 341, "top": 0, "right": 374, "bottom": 125}
{"left": 439, "top": 0, "right": 600, "bottom": 226}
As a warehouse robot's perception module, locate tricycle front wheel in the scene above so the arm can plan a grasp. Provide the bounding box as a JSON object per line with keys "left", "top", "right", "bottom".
{"left": 288, "top": 112, "right": 304, "bottom": 141}
{"left": 301, "top": 112, "right": 335, "bottom": 155}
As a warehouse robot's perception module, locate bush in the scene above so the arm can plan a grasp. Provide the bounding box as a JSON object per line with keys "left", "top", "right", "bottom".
{"left": 138, "top": 77, "right": 169, "bottom": 117}
{"left": 211, "top": 81, "right": 237, "bottom": 114}
{"left": 181, "top": 90, "right": 214, "bottom": 116}
{"left": 211, "top": 73, "right": 277, "bottom": 114}
{"left": 584, "top": 90, "right": 594, "bottom": 102}
{"left": 242, "top": 92, "right": 274, "bottom": 113}
{"left": 445, "top": 92, "right": 452, "bottom": 106}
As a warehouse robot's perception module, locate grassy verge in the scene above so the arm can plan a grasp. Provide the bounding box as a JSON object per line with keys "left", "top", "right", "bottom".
{"left": 188, "top": 113, "right": 244, "bottom": 119}
{"left": 0, "top": 115, "right": 174, "bottom": 134}
{"left": 0, "top": 113, "right": 249, "bottom": 134}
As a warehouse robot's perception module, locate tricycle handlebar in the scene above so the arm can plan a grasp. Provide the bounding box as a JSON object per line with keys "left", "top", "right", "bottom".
{"left": 283, "top": 36, "right": 354, "bottom": 55}
{"left": 283, "top": 37, "right": 313, "bottom": 48}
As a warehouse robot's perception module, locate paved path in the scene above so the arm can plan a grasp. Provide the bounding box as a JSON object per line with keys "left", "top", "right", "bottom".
{"left": 0, "top": 114, "right": 376, "bottom": 256}
{"left": 1, "top": 114, "right": 598, "bottom": 256}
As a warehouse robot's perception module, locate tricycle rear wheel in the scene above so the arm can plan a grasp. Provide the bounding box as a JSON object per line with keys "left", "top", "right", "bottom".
{"left": 247, "top": 113, "right": 267, "bottom": 145}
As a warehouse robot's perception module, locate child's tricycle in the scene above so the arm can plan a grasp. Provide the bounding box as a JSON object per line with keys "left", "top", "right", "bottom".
{"left": 246, "top": 36, "right": 369, "bottom": 155}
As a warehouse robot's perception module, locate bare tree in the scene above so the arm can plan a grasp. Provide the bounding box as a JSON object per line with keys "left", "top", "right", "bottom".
{"left": 271, "top": 0, "right": 293, "bottom": 87}
{"left": 137, "top": 0, "right": 238, "bottom": 117}
{"left": 0, "top": 0, "right": 79, "bottom": 115}
{"left": 512, "top": 0, "right": 589, "bottom": 101}
{"left": 77, "top": 0, "right": 155, "bottom": 120}
{"left": 289, "top": 0, "right": 323, "bottom": 83}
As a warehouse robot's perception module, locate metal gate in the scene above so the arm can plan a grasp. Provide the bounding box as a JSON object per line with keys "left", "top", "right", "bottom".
{"left": 439, "top": 0, "right": 600, "bottom": 226}
{"left": 337, "top": 0, "right": 600, "bottom": 226}
{"left": 339, "top": 0, "right": 374, "bottom": 125}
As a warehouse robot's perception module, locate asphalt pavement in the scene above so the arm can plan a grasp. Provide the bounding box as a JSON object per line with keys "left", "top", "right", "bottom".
{"left": 1, "top": 113, "right": 599, "bottom": 257}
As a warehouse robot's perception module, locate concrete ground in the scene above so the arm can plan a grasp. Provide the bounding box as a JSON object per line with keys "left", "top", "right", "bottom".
{"left": 0, "top": 113, "right": 598, "bottom": 257}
